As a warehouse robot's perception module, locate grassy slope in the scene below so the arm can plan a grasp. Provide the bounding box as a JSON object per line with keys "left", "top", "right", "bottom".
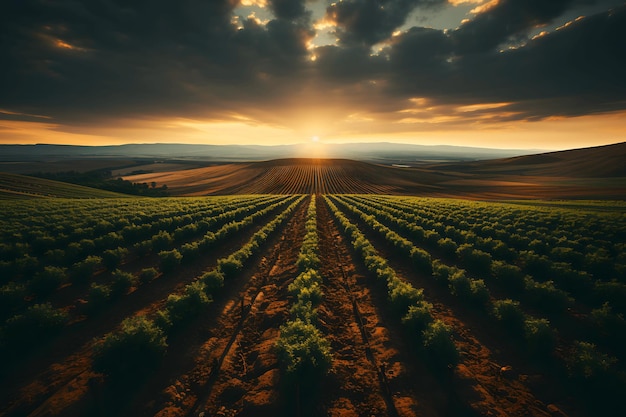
{"left": 0, "top": 172, "right": 133, "bottom": 199}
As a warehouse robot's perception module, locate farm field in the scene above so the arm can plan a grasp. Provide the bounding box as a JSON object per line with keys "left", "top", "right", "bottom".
{"left": 1, "top": 193, "right": 625, "bottom": 417}
{"left": 120, "top": 142, "right": 626, "bottom": 199}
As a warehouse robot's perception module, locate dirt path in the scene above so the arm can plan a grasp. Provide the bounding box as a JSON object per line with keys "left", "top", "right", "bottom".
{"left": 317, "top": 198, "right": 472, "bottom": 417}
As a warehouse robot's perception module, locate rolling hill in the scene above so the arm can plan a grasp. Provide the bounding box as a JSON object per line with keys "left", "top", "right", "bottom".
{"left": 122, "top": 142, "right": 626, "bottom": 199}
{"left": 0, "top": 172, "right": 132, "bottom": 199}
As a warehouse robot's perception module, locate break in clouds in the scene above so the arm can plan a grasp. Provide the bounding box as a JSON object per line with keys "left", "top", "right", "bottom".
{"left": 1, "top": 0, "right": 625, "bottom": 133}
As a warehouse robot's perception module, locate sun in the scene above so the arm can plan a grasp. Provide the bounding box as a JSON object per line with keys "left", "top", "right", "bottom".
{"left": 311, "top": 135, "right": 320, "bottom": 142}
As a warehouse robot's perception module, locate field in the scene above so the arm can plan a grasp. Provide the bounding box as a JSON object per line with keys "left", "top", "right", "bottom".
{"left": 120, "top": 142, "right": 626, "bottom": 199}
{"left": 0, "top": 173, "right": 129, "bottom": 199}
{"left": 1, "top": 191, "right": 625, "bottom": 417}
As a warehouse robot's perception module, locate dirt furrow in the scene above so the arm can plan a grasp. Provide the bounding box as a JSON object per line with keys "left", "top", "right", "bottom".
{"left": 0, "top": 200, "right": 306, "bottom": 417}
{"left": 0, "top": 202, "right": 291, "bottom": 408}
{"left": 317, "top": 198, "right": 456, "bottom": 417}
{"left": 338, "top": 205, "right": 573, "bottom": 417}
{"left": 134, "top": 197, "right": 309, "bottom": 417}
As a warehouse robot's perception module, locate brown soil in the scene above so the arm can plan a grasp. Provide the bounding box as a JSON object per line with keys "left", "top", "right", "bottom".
{"left": 336, "top": 202, "right": 583, "bottom": 417}
{"left": 317, "top": 199, "right": 463, "bottom": 417}
{"left": 122, "top": 153, "right": 626, "bottom": 199}
{"left": 0, "top": 201, "right": 302, "bottom": 417}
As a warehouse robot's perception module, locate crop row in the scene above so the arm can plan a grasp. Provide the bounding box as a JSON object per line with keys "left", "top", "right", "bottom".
{"left": 92, "top": 196, "right": 305, "bottom": 378}
{"left": 0, "top": 195, "right": 282, "bottom": 277}
{"left": 329, "top": 195, "right": 625, "bottom": 411}
{"left": 0, "top": 196, "right": 299, "bottom": 356}
{"left": 360, "top": 195, "right": 625, "bottom": 284}
{"left": 348, "top": 195, "right": 626, "bottom": 315}
{"left": 276, "top": 195, "right": 332, "bottom": 384}
{"left": 341, "top": 195, "right": 626, "bottom": 357}
{"left": 324, "top": 196, "right": 458, "bottom": 368}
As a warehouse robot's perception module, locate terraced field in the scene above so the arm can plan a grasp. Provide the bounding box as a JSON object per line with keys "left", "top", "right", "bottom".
{"left": 1, "top": 194, "right": 624, "bottom": 417}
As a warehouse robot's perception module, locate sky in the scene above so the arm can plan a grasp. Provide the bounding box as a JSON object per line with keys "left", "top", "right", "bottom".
{"left": 1, "top": 0, "right": 625, "bottom": 150}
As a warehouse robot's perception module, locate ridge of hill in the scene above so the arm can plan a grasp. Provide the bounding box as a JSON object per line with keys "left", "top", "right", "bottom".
{"left": 122, "top": 142, "right": 626, "bottom": 199}
{"left": 432, "top": 141, "right": 626, "bottom": 178}
{"left": 0, "top": 172, "right": 132, "bottom": 199}
{"left": 0, "top": 142, "right": 541, "bottom": 164}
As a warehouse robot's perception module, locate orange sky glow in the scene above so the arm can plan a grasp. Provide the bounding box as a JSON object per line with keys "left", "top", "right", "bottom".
{"left": 1, "top": 109, "right": 624, "bottom": 151}
{"left": 2, "top": 0, "right": 624, "bottom": 151}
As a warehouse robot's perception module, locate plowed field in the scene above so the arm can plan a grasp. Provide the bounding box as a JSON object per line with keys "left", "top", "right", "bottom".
{"left": 2, "top": 193, "right": 624, "bottom": 417}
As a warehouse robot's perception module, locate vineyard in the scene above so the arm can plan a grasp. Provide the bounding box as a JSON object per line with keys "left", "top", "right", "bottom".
{"left": 0, "top": 195, "right": 625, "bottom": 417}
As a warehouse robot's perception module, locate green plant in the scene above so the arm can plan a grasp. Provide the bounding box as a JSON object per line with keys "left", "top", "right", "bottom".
{"left": 93, "top": 316, "right": 167, "bottom": 377}
{"left": 139, "top": 267, "right": 159, "bottom": 283}
{"left": 29, "top": 266, "right": 67, "bottom": 295}
{"left": 159, "top": 249, "right": 183, "bottom": 273}
{"left": 422, "top": 320, "right": 458, "bottom": 367}
{"left": 2, "top": 303, "right": 68, "bottom": 350}
{"left": 71, "top": 255, "right": 102, "bottom": 283}
{"left": 275, "top": 319, "right": 332, "bottom": 378}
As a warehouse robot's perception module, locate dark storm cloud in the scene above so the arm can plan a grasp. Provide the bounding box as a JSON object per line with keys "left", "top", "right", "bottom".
{"left": 385, "top": 4, "right": 626, "bottom": 119}
{"left": 1, "top": 0, "right": 625, "bottom": 131}
{"left": 451, "top": 0, "right": 576, "bottom": 54}
{"left": 0, "top": 0, "right": 315, "bottom": 120}
{"left": 268, "top": 0, "right": 309, "bottom": 20}
{"left": 326, "top": 0, "right": 446, "bottom": 46}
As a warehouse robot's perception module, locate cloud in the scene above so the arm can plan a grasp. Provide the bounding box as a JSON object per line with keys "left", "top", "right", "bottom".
{"left": 0, "top": 0, "right": 624, "bottom": 141}
{"left": 325, "top": 0, "right": 447, "bottom": 46}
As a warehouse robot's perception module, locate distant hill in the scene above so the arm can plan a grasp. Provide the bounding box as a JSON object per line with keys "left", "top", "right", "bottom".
{"left": 0, "top": 173, "right": 132, "bottom": 199}
{"left": 122, "top": 142, "right": 626, "bottom": 199}
{"left": 0, "top": 142, "right": 541, "bottom": 165}
{"left": 432, "top": 141, "right": 626, "bottom": 178}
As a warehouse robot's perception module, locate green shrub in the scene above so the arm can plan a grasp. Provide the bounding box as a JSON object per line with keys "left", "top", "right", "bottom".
{"left": 294, "top": 283, "right": 323, "bottom": 305}
{"left": 422, "top": 320, "right": 458, "bottom": 367}
{"left": 491, "top": 261, "right": 525, "bottom": 292}
{"left": 201, "top": 269, "right": 225, "bottom": 294}
{"left": 180, "top": 242, "right": 200, "bottom": 260}
{"left": 524, "top": 318, "right": 555, "bottom": 358}
{"left": 456, "top": 244, "right": 492, "bottom": 274}
{"left": 2, "top": 303, "right": 68, "bottom": 349}
{"left": 275, "top": 319, "right": 332, "bottom": 378}
{"left": 523, "top": 278, "right": 571, "bottom": 313}
{"left": 71, "top": 255, "right": 102, "bottom": 283}
{"left": 566, "top": 341, "right": 617, "bottom": 381}
{"left": 110, "top": 269, "right": 137, "bottom": 296}
{"left": 388, "top": 280, "right": 424, "bottom": 316}
{"left": 492, "top": 299, "right": 526, "bottom": 335}
{"left": 432, "top": 260, "right": 453, "bottom": 284}
{"left": 102, "top": 247, "right": 128, "bottom": 270}
{"left": 437, "top": 237, "right": 458, "bottom": 256}
{"left": 93, "top": 316, "right": 167, "bottom": 377}
{"left": 401, "top": 301, "right": 434, "bottom": 336}
{"left": 0, "top": 282, "right": 27, "bottom": 317}
{"left": 151, "top": 231, "right": 173, "bottom": 251}
{"left": 30, "top": 266, "right": 67, "bottom": 295}
{"left": 218, "top": 256, "right": 243, "bottom": 279}
{"left": 139, "top": 267, "right": 159, "bottom": 284}
{"left": 290, "top": 300, "right": 318, "bottom": 323}
{"left": 409, "top": 247, "right": 433, "bottom": 274}
{"left": 296, "top": 252, "right": 320, "bottom": 272}
{"left": 163, "top": 281, "right": 211, "bottom": 327}
{"left": 288, "top": 270, "right": 323, "bottom": 296}
{"left": 88, "top": 283, "right": 112, "bottom": 311}
{"left": 159, "top": 249, "right": 183, "bottom": 273}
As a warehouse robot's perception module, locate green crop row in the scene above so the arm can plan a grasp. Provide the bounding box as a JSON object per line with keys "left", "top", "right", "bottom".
{"left": 331, "top": 195, "right": 625, "bottom": 412}
{"left": 325, "top": 196, "right": 458, "bottom": 369}
{"left": 92, "top": 196, "right": 305, "bottom": 378}
{"left": 276, "top": 196, "right": 332, "bottom": 381}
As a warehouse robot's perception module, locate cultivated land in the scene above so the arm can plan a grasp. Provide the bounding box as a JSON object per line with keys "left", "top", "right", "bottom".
{"left": 1, "top": 144, "right": 625, "bottom": 417}
{"left": 120, "top": 142, "right": 626, "bottom": 199}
